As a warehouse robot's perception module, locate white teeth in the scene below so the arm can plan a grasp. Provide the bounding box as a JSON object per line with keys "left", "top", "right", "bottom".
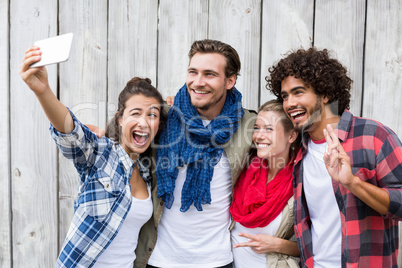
{"left": 134, "top": 131, "right": 148, "bottom": 137}
{"left": 256, "top": 143, "right": 269, "bottom": 148}
{"left": 194, "top": 89, "right": 208, "bottom": 94}
{"left": 290, "top": 111, "right": 304, "bottom": 117}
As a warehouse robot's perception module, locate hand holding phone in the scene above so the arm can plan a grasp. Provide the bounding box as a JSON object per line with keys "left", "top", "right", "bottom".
{"left": 30, "top": 33, "right": 73, "bottom": 68}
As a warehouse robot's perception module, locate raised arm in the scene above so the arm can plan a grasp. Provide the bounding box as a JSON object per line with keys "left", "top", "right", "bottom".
{"left": 19, "top": 46, "right": 74, "bottom": 134}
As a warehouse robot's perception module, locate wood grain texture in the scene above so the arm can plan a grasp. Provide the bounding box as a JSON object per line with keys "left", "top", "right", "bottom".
{"left": 314, "top": 0, "right": 366, "bottom": 116}
{"left": 0, "top": 0, "right": 11, "bottom": 267}
{"left": 108, "top": 0, "right": 158, "bottom": 122}
{"left": 3, "top": 1, "right": 402, "bottom": 266}
{"left": 364, "top": 0, "right": 402, "bottom": 137}
{"left": 157, "top": 0, "right": 209, "bottom": 98}
{"left": 364, "top": 1, "right": 402, "bottom": 263}
{"left": 9, "top": 0, "right": 58, "bottom": 266}
{"left": 58, "top": 0, "right": 108, "bottom": 250}
{"left": 209, "top": 0, "right": 262, "bottom": 111}
{"left": 260, "top": 0, "right": 314, "bottom": 106}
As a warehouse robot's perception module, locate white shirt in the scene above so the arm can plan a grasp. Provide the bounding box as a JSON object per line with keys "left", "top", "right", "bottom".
{"left": 231, "top": 212, "right": 282, "bottom": 268}
{"left": 94, "top": 185, "right": 152, "bottom": 267}
{"left": 303, "top": 139, "right": 341, "bottom": 267}
{"left": 148, "top": 151, "right": 233, "bottom": 268}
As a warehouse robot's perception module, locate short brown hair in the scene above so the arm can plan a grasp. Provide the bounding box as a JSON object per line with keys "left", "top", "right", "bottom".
{"left": 189, "top": 39, "right": 241, "bottom": 79}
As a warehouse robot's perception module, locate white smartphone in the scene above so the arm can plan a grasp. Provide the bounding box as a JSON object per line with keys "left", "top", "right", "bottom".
{"left": 30, "top": 33, "right": 73, "bottom": 68}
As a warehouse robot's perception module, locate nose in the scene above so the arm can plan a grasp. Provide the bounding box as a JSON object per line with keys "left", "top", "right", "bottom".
{"left": 193, "top": 74, "right": 205, "bottom": 87}
{"left": 285, "top": 94, "right": 297, "bottom": 109}
{"left": 136, "top": 115, "right": 148, "bottom": 128}
{"left": 253, "top": 129, "right": 265, "bottom": 141}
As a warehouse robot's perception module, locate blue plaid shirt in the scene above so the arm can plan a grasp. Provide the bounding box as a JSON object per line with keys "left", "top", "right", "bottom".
{"left": 51, "top": 111, "right": 151, "bottom": 268}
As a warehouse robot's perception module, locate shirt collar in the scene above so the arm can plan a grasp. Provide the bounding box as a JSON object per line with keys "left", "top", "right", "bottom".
{"left": 335, "top": 109, "right": 353, "bottom": 142}
{"left": 296, "top": 109, "right": 352, "bottom": 163}
{"left": 115, "top": 143, "right": 135, "bottom": 171}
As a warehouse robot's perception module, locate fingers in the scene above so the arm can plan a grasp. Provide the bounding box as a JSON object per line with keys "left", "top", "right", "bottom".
{"left": 20, "top": 47, "right": 42, "bottom": 74}
{"left": 24, "top": 46, "right": 40, "bottom": 54}
{"left": 86, "top": 124, "right": 106, "bottom": 138}
{"left": 97, "top": 129, "right": 105, "bottom": 138}
{"left": 23, "top": 46, "right": 41, "bottom": 62}
{"left": 324, "top": 124, "right": 346, "bottom": 155}
{"left": 234, "top": 233, "right": 258, "bottom": 249}
{"left": 238, "top": 233, "right": 257, "bottom": 241}
{"left": 166, "top": 96, "right": 174, "bottom": 106}
{"left": 233, "top": 241, "right": 259, "bottom": 248}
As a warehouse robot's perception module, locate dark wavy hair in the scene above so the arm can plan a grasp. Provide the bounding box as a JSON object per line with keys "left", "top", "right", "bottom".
{"left": 189, "top": 39, "right": 241, "bottom": 82}
{"left": 105, "top": 77, "right": 166, "bottom": 155}
{"left": 266, "top": 47, "right": 352, "bottom": 115}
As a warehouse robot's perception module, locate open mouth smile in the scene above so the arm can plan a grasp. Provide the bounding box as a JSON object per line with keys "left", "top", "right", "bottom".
{"left": 289, "top": 110, "right": 306, "bottom": 122}
{"left": 256, "top": 143, "right": 270, "bottom": 148}
{"left": 132, "top": 131, "right": 149, "bottom": 146}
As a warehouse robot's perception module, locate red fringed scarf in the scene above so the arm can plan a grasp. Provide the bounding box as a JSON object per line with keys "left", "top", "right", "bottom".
{"left": 230, "top": 156, "right": 294, "bottom": 228}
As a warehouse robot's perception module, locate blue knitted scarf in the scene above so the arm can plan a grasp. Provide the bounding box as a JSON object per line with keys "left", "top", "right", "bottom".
{"left": 156, "top": 84, "right": 244, "bottom": 212}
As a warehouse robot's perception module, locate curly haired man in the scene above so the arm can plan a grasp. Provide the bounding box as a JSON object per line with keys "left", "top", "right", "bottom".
{"left": 267, "top": 47, "right": 402, "bottom": 268}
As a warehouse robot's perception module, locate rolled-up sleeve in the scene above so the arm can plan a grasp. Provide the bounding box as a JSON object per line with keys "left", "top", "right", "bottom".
{"left": 377, "top": 130, "right": 402, "bottom": 219}
{"left": 50, "top": 108, "right": 109, "bottom": 176}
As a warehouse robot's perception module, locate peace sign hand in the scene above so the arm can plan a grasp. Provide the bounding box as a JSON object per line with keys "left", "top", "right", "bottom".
{"left": 323, "top": 124, "right": 355, "bottom": 189}
{"left": 233, "top": 233, "right": 278, "bottom": 254}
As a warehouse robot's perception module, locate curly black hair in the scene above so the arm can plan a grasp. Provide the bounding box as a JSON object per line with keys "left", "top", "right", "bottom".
{"left": 266, "top": 47, "right": 352, "bottom": 115}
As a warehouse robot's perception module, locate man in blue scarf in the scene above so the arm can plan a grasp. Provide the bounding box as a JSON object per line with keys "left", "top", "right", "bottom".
{"left": 135, "top": 39, "right": 256, "bottom": 268}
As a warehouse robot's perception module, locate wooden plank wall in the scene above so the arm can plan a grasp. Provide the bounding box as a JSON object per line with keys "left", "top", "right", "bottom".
{"left": 0, "top": 0, "right": 11, "bottom": 267}
{"left": 2, "top": 0, "right": 402, "bottom": 267}
{"left": 9, "top": 1, "right": 59, "bottom": 267}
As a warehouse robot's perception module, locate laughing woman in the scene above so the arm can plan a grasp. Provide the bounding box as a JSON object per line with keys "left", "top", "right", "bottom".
{"left": 20, "top": 46, "right": 165, "bottom": 267}
{"left": 230, "top": 100, "right": 300, "bottom": 268}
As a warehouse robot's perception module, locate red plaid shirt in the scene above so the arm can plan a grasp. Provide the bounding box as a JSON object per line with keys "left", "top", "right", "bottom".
{"left": 294, "top": 110, "right": 402, "bottom": 268}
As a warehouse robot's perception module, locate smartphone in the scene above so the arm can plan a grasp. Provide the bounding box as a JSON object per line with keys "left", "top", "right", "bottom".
{"left": 30, "top": 33, "right": 73, "bottom": 68}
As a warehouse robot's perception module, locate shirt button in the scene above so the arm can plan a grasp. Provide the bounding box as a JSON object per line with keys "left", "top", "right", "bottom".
{"left": 160, "top": 201, "right": 164, "bottom": 206}
{"left": 148, "top": 247, "right": 153, "bottom": 251}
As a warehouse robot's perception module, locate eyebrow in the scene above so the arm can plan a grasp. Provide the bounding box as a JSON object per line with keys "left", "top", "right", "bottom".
{"left": 254, "top": 123, "right": 274, "bottom": 127}
{"left": 150, "top": 106, "right": 160, "bottom": 111}
{"left": 188, "top": 67, "right": 219, "bottom": 75}
{"left": 129, "top": 106, "right": 160, "bottom": 113}
{"left": 129, "top": 108, "right": 142, "bottom": 113}
{"left": 281, "top": 86, "right": 305, "bottom": 96}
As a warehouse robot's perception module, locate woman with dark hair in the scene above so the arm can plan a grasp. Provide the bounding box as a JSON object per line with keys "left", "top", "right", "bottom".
{"left": 230, "top": 100, "right": 300, "bottom": 268}
{"left": 20, "top": 46, "right": 166, "bottom": 267}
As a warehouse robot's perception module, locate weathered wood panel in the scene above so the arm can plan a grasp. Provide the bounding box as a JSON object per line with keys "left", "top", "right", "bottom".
{"left": 108, "top": 0, "right": 159, "bottom": 122}
{"left": 364, "top": 2, "right": 402, "bottom": 264}
{"left": 157, "top": 0, "right": 209, "bottom": 98}
{"left": 260, "top": 0, "right": 314, "bottom": 105}
{"left": 3, "top": 0, "right": 402, "bottom": 266}
{"left": 58, "top": 0, "right": 108, "bottom": 249}
{"left": 364, "top": 0, "right": 402, "bottom": 137}
{"left": 314, "top": 0, "right": 366, "bottom": 116}
{"left": 9, "top": 0, "right": 58, "bottom": 267}
{"left": 209, "top": 0, "right": 262, "bottom": 111}
{"left": 0, "top": 0, "right": 11, "bottom": 267}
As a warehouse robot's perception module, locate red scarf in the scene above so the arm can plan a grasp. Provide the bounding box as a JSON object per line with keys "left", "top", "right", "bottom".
{"left": 230, "top": 156, "right": 294, "bottom": 228}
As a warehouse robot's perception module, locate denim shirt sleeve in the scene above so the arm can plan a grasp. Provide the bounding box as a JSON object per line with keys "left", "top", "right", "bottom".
{"left": 49, "top": 108, "right": 110, "bottom": 177}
